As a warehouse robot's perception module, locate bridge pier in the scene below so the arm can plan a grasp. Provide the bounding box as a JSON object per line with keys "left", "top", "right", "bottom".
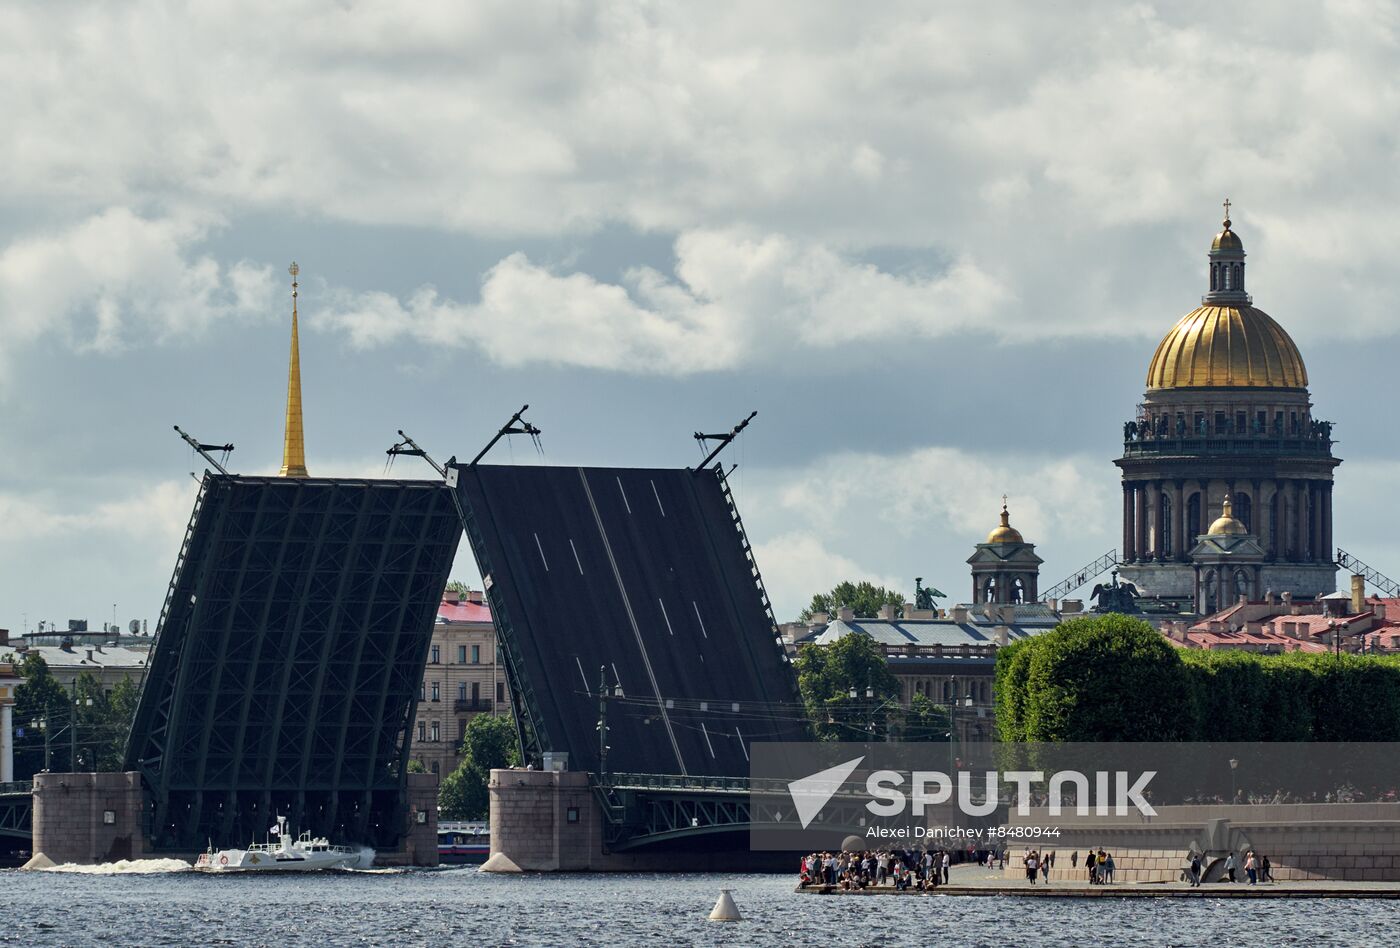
{"left": 482, "top": 768, "right": 790, "bottom": 872}
{"left": 30, "top": 771, "right": 145, "bottom": 867}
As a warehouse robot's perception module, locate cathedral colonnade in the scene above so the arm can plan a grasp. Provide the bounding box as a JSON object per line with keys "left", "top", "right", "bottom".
{"left": 1121, "top": 478, "right": 1333, "bottom": 564}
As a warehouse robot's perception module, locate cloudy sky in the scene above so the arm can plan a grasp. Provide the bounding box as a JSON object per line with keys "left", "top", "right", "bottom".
{"left": 4, "top": 1, "right": 1400, "bottom": 635}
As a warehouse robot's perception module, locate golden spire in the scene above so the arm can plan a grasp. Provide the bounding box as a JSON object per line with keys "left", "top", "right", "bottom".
{"left": 986, "top": 495, "right": 1025, "bottom": 544}
{"left": 279, "top": 261, "right": 309, "bottom": 477}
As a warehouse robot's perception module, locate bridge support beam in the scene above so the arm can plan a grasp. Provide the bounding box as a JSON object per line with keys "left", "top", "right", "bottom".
{"left": 29, "top": 772, "right": 145, "bottom": 867}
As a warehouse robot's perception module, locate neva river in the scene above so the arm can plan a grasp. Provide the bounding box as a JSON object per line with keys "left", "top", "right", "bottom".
{"left": 8, "top": 865, "right": 1391, "bottom": 946}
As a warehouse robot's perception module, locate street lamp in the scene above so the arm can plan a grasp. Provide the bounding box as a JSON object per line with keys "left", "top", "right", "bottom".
{"left": 947, "top": 679, "right": 975, "bottom": 778}
{"left": 1229, "top": 757, "right": 1239, "bottom": 803}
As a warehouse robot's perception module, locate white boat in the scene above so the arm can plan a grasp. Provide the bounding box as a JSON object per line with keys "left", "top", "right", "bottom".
{"left": 194, "top": 816, "right": 375, "bottom": 872}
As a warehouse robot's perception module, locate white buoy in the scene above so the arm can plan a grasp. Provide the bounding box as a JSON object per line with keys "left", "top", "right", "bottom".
{"left": 709, "top": 888, "right": 743, "bottom": 922}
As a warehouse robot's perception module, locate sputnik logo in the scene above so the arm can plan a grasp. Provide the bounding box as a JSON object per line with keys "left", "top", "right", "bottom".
{"left": 787, "top": 756, "right": 864, "bottom": 829}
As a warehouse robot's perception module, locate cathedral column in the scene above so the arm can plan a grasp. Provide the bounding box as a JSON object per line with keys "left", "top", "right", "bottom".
{"left": 1122, "top": 483, "right": 1135, "bottom": 562}
{"left": 1323, "top": 483, "right": 1334, "bottom": 563}
{"left": 1173, "top": 480, "right": 1186, "bottom": 561}
{"left": 1309, "top": 482, "right": 1322, "bottom": 562}
{"left": 1265, "top": 476, "right": 1276, "bottom": 557}
{"left": 1146, "top": 481, "right": 1161, "bottom": 559}
{"left": 1134, "top": 484, "right": 1148, "bottom": 563}
{"left": 1295, "top": 480, "right": 1310, "bottom": 562}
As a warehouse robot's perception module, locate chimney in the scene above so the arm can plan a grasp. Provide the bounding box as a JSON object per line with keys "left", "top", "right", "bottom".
{"left": 902, "top": 602, "right": 916, "bottom": 617}
{"left": 444, "top": 588, "right": 462, "bottom": 604}
{"left": 812, "top": 612, "right": 830, "bottom": 626}
{"left": 1264, "top": 589, "right": 1276, "bottom": 605}
{"left": 1352, "top": 574, "right": 1366, "bottom": 616}
{"left": 0, "top": 628, "right": 8, "bottom": 647}
{"left": 86, "top": 649, "right": 94, "bottom": 662}
{"left": 951, "top": 606, "right": 969, "bottom": 623}
{"left": 1001, "top": 604, "right": 1016, "bottom": 624}
{"left": 1048, "top": 598, "right": 1058, "bottom": 613}
{"left": 878, "top": 603, "right": 897, "bottom": 621}
{"left": 838, "top": 605, "right": 855, "bottom": 622}
{"left": 995, "top": 626, "right": 1010, "bottom": 647}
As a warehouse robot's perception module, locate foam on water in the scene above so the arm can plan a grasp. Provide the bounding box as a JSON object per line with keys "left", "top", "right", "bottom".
{"left": 42, "top": 858, "right": 193, "bottom": 874}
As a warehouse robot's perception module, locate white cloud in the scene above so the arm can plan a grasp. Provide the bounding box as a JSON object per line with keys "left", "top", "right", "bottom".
{"left": 753, "top": 532, "right": 905, "bottom": 614}
{"left": 0, "top": 478, "right": 196, "bottom": 546}
{"left": 0, "top": 208, "right": 277, "bottom": 365}
{"left": 313, "top": 229, "right": 1006, "bottom": 372}
{"left": 744, "top": 446, "right": 1119, "bottom": 619}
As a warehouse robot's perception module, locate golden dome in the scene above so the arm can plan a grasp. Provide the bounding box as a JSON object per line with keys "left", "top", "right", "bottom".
{"left": 1211, "top": 221, "right": 1244, "bottom": 252}
{"left": 1146, "top": 304, "right": 1308, "bottom": 390}
{"left": 1208, "top": 497, "right": 1249, "bottom": 536}
{"left": 986, "top": 501, "right": 1024, "bottom": 544}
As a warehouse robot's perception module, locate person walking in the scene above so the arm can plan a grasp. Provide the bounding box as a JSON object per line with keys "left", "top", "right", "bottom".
{"left": 1188, "top": 851, "right": 1202, "bottom": 887}
{"left": 941, "top": 849, "right": 951, "bottom": 885}
{"left": 1224, "top": 851, "right": 1237, "bottom": 883}
{"left": 1024, "top": 849, "right": 1039, "bottom": 884}
{"left": 1245, "top": 851, "right": 1257, "bottom": 885}
{"left": 1085, "top": 849, "right": 1097, "bottom": 884}
{"left": 1040, "top": 855, "right": 1051, "bottom": 882}
{"left": 1260, "top": 853, "right": 1272, "bottom": 883}
{"left": 1071, "top": 850, "right": 1078, "bottom": 870}
{"left": 1103, "top": 852, "right": 1115, "bottom": 884}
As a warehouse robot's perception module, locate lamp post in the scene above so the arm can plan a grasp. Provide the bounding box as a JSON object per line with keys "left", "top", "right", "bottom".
{"left": 1229, "top": 757, "right": 1239, "bottom": 803}
{"left": 947, "top": 678, "right": 974, "bottom": 777}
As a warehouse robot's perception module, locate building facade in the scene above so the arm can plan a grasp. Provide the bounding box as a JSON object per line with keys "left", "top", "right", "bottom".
{"left": 967, "top": 501, "right": 1042, "bottom": 604}
{"left": 1116, "top": 211, "right": 1340, "bottom": 609}
{"left": 411, "top": 588, "right": 510, "bottom": 778}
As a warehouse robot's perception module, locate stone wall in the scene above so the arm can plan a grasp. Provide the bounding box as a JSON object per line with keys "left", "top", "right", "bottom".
{"left": 32, "top": 771, "right": 145, "bottom": 865}
{"left": 999, "top": 803, "right": 1400, "bottom": 882}
{"left": 374, "top": 772, "right": 440, "bottom": 867}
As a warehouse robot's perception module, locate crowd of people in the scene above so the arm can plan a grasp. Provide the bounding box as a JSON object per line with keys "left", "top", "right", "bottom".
{"left": 798, "top": 847, "right": 1005, "bottom": 891}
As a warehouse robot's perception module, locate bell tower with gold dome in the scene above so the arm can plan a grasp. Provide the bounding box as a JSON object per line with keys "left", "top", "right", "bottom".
{"left": 1115, "top": 204, "right": 1340, "bottom": 609}
{"left": 967, "top": 498, "right": 1043, "bottom": 605}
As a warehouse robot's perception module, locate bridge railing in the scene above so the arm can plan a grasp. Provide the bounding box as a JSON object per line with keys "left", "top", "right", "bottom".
{"left": 0, "top": 781, "right": 32, "bottom": 796}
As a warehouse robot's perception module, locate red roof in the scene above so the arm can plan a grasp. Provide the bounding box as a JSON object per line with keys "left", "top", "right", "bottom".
{"left": 438, "top": 599, "right": 492, "bottom": 623}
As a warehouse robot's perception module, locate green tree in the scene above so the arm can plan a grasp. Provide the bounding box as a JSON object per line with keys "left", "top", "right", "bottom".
{"left": 993, "top": 638, "right": 1034, "bottom": 742}
{"left": 407, "top": 759, "right": 427, "bottom": 774}
{"left": 1021, "top": 613, "right": 1195, "bottom": 742}
{"left": 14, "top": 653, "right": 69, "bottom": 777}
{"left": 895, "top": 692, "right": 951, "bottom": 743}
{"left": 799, "top": 581, "right": 906, "bottom": 623}
{"left": 440, "top": 714, "right": 521, "bottom": 819}
{"left": 794, "top": 633, "right": 900, "bottom": 741}
{"left": 444, "top": 580, "right": 473, "bottom": 597}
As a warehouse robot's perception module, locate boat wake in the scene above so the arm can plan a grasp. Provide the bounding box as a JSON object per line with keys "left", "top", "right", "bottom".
{"left": 41, "top": 858, "right": 193, "bottom": 875}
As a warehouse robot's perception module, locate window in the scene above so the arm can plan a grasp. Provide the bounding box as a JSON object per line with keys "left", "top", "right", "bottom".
{"left": 431, "top": 721, "right": 440, "bottom": 742}
{"left": 471, "top": 644, "right": 481, "bottom": 664}
{"left": 472, "top": 682, "right": 480, "bottom": 703}
{"left": 457, "top": 682, "right": 466, "bottom": 701}
{"left": 459, "top": 719, "right": 467, "bottom": 741}
{"left": 431, "top": 682, "right": 440, "bottom": 702}
{"left": 102, "top": 810, "right": 116, "bottom": 825}
{"left": 457, "top": 645, "right": 467, "bottom": 664}
{"left": 431, "top": 645, "right": 440, "bottom": 664}
{"left": 566, "top": 806, "right": 580, "bottom": 824}
{"left": 496, "top": 681, "right": 505, "bottom": 703}
{"left": 430, "top": 760, "right": 440, "bottom": 775}
{"left": 417, "top": 721, "right": 426, "bottom": 742}
{"left": 419, "top": 683, "right": 425, "bottom": 701}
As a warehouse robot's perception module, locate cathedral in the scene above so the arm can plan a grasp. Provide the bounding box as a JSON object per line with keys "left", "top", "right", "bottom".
{"left": 1115, "top": 207, "right": 1340, "bottom": 612}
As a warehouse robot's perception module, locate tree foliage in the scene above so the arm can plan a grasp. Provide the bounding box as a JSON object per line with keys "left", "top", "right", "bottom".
{"left": 995, "top": 613, "right": 1400, "bottom": 743}
{"left": 440, "top": 714, "right": 522, "bottom": 819}
{"left": 794, "top": 633, "right": 901, "bottom": 741}
{"left": 895, "top": 692, "right": 951, "bottom": 743}
{"left": 799, "top": 581, "right": 905, "bottom": 623}
{"left": 11, "top": 656, "right": 141, "bottom": 778}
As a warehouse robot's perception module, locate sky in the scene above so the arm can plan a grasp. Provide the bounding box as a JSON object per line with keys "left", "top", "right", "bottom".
{"left": 4, "top": 1, "right": 1400, "bottom": 635}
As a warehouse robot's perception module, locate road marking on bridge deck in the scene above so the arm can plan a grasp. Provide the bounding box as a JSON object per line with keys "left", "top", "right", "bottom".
{"left": 569, "top": 538, "right": 584, "bottom": 574}
{"left": 735, "top": 727, "right": 749, "bottom": 761}
{"left": 701, "top": 722, "right": 716, "bottom": 758}
{"left": 658, "top": 598, "right": 675, "bottom": 636}
{"left": 574, "top": 656, "right": 590, "bottom": 695}
{"left": 650, "top": 479, "right": 666, "bottom": 517}
{"left": 533, "top": 532, "right": 549, "bottom": 572}
{"left": 692, "top": 601, "right": 709, "bottom": 638}
{"left": 616, "top": 477, "right": 632, "bottom": 515}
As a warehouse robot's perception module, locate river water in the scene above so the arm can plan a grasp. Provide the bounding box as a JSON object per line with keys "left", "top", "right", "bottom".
{"left": 7, "top": 863, "right": 1390, "bottom": 946}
